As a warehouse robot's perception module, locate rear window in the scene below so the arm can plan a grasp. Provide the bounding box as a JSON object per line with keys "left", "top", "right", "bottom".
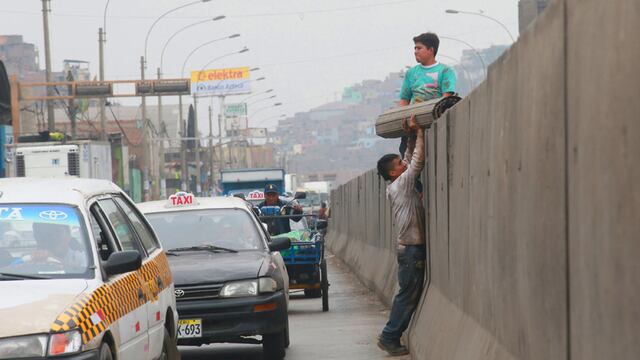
{"left": 0, "top": 204, "right": 93, "bottom": 279}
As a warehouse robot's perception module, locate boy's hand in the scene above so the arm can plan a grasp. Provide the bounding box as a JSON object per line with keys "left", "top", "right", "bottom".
{"left": 402, "top": 118, "right": 410, "bottom": 133}
{"left": 408, "top": 114, "right": 419, "bottom": 130}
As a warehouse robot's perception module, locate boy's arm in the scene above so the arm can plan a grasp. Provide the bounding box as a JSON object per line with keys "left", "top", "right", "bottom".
{"left": 404, "top": 133, "right": 416, "bottom": 164}
{"left": 405, "top": 127, "right": 425, "bottom": 179}
{"left": 402, "top": 115, "right": 417, "bottom": 164}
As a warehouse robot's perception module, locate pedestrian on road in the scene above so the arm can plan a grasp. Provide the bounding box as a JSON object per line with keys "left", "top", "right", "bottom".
{"left": 399, "top": 32, "right": 457, "bottom": 197}
{"left": 258, "top": 184, "right": 303, "bottom": 236}
{"left": 318, "top": 202, "right": 329, "bottom": 220}
{"left": 375, "top": 115, "right": 426, "bottom": 356}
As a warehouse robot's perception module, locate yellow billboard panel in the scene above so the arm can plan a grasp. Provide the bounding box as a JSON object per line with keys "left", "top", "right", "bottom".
{"left": 190, "top": 67, "right": 251, "bottom": 96}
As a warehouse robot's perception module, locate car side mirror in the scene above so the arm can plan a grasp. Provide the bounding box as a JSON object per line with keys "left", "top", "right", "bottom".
{"left": 315, "top": 219, "right": 328, "bottom": 230}
{"left": 294, "top": 191, "right": 307, "bottom": 200}
{"left": 104, "top": 250, "right": 142, "bottom": 276}
{"left": 268, "top": 237, "right": 292, "bottom": 252}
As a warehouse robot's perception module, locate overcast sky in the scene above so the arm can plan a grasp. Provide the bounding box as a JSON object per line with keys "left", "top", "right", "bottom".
{"left": 0, "top": 0, "right": 519, "bottom": 129}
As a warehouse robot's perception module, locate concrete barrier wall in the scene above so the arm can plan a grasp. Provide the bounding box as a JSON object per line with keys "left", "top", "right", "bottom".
{"left": 326, "top": 0, "right": 639, "bottom": 359}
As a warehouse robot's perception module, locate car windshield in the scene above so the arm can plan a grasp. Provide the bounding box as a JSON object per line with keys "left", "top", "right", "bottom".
{"left": 298, "top": 193, "right": 321, "bottom": 208}
{"left": 0, "top": 204, "right": 93, "bottom": 279}
{"left": 146, "top": 208, "right": 264, "bottom": 252}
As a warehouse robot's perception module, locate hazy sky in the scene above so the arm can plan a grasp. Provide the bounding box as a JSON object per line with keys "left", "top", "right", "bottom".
{"left": 0, "top": 0, "right": 519, "bottom": 129}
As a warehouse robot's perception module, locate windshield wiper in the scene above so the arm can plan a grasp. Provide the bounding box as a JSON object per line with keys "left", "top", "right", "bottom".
{"left": 0, "top": 272, "right": 51, "bottom": 280}
{"left": 167, "top": 244, "right": 238, "bottom": 254}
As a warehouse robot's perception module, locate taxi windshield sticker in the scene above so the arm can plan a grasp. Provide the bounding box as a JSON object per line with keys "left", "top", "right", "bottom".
{"left": 0, "top": 204, "right": 80, "bottom": 226}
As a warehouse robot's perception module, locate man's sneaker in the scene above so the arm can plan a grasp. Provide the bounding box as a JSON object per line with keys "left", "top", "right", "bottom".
{"left": 377, "top": 338, "right": 410, "bottom": 356}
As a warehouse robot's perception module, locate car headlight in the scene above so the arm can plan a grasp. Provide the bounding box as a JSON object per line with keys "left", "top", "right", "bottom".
{"left": 259, "top": 277, "right": 278, "bottom": 293}
{"left": 220, "top": 280, "right": 258, "bottom": 297}
{"left": 0, "top": 334, "right": 47, "bottom": 359}
{"left": 48, "top": 331, "right": 82, "bottom": 356}
{"left": 219, "top": 278, "right": 279, "bottom": 297}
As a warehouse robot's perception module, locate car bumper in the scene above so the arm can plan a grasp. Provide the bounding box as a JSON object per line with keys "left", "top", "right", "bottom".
{"left": 176, "top": 290, "right": 287, "bottom": 346}
{"left": 24, "top": 350, "right": 99, "bottom": 360}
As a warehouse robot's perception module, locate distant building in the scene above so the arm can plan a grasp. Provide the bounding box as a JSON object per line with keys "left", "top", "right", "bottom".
{"left": 0, "top": 35, "right": 38, "bottom": 76}
{"left": 519, "top": 0, "right": 549, "bottom": 34}
{"left": 453, "top": 44, "right": 510, "bottom": 96}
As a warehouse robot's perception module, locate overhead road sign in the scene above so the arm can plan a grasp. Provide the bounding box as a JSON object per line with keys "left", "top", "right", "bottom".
{"left": 224, "top": 102, "right": 247, "bottom": 117}
{"left": 191, "top": 67, "right": 251, "bottom": 96}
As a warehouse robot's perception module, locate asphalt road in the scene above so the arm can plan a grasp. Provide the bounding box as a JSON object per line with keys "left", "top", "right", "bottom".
{"left": 179, "top": 254, "right": 411, "bottom": 360}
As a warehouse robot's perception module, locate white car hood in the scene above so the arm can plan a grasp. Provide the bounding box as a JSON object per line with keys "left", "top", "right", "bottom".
{"left": 0, "top": 279, "right": 88, "bottom": 338}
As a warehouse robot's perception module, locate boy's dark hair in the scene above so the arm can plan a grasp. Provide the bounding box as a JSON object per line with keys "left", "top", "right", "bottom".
{"left": 413, "top": 32, "right": 440, "bottom": 55}
{"left": 377, "top": 154, "right": 400, "bottom": 181}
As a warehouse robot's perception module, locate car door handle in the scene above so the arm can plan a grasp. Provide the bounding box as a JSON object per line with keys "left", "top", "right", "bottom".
{"left": 137, "top": 288, "right": 146, "bottom": 301}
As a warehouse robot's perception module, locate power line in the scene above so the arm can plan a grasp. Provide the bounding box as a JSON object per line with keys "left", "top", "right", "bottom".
{"left": 0, "top": 0, "right": 418, "bottom": 20}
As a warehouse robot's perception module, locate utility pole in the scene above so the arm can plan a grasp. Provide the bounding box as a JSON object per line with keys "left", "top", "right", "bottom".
{"left": 41, "top": 0, "right": 55, "bottom": 132}
{"left": 157, "top": 67, "right": 166, "bottom": 198}
{"left": 208, "top": 105, "right": 214, "bottom": 196}
{"left": 140, "top": 56, "right": 150, "bottom": 201}
{"left": 98, "top": 28, "right": 107, "bottom": 140}
{"left": 179, "top": 95, "right": 187, "bottom": 191}
{"left": 193, "top": 95, "right": 201, "bottom": 195}
{"left": 66, "top": 71, "right": 76, "bottom": 140}
{"left": 218, "top": 96, "right": 224, "bottom": 183}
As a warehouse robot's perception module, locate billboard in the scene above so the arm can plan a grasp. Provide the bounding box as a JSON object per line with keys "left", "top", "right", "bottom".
{"left": 224, "top": 103, "right": 247, "bottom": 117}
{"left": 191, "top": 67, "right": 251, "bottom": 96}
{"left": 225, "top": 116, "right": 248, "bottom": 132}
{"left": 244, "top": 128, "right": 268, "bottom": 138}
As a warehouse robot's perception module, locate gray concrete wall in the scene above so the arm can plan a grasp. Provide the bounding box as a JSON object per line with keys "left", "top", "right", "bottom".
{"left": 326, "top": 0, "right": 640, "bottom": 359}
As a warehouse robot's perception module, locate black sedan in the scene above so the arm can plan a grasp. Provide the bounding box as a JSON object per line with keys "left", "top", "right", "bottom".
{"left": 138, "top": 195, "right": 292, "bottom": 360}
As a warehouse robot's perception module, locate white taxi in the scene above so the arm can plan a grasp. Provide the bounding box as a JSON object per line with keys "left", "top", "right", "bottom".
{"left": 0, "top": 178, "right": 179, "bottom": 360}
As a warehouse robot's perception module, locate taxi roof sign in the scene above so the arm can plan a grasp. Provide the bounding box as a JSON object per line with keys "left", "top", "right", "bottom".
{"left": 247, "top": 190, "right": 264, "bottom": 201}
{"left": 168, "top": 192, "right": 196, "bottom": 207}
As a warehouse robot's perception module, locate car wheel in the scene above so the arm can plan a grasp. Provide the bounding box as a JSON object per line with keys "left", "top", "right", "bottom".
{"left": 263, "top": 330, "right": 286, "bottom": 359}
{"left": 321, "top": 259, "right": 329, "bottom": 312}
{"left": 160, "top": 327, "right": 181, "bottom": 360}
{"left": 98, "top": 342, "right": 113, "bottom": 360}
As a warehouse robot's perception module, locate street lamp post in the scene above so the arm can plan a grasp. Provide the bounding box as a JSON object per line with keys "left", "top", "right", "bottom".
{"left": 250, "top": 102, "right": 283, "bottom": 126}
{"left": 436, "top": 54, "right": 476, "bottom": 92}
{"left": 159, "top": 16, "right": 226, "bottom": 74}
{"left": 141, "top": 0, "right": 212, "bottom": 200}
{"left": 41, "top": 0, "right": 55, "bottom": 133}
{"left": 248, "top": 95, "right": 276, "bottom": 106}
{"left": 185, "top": 47, "right": 250, "bottom": 194}
{"left": 445, "top": 9, "right": 516, "bottom": 42}
{"left": 157, "top": 17, "right": 225, "bottom": 196}
{"left": 439, "top": 36, "right": 487, "bottom": 76}
{"left": 177, "top": 36, "right": 241, "bottom": 192}
{"left": 218, "top": 75, "right": 265, "bottom": 174}
{"left": 97, "top": 0, "right": 111, "bottom": 140}
{"left": 254, "top": 114, "right": 286, "bottom": 128}
{"left": 240, "top": 88, "right": 274, "bottom": 103}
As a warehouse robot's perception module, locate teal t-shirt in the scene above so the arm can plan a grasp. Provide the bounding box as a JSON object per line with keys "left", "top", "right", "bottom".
{"left": 400, "top": 63, "right": 457, "bottom": 104}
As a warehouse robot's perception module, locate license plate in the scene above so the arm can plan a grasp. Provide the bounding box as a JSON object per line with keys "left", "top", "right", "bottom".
{"left": 177, "top": 319, "right": 202, "bottom": 338}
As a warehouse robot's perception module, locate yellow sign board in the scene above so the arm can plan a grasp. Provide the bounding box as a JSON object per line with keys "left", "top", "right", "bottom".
{"left": 190, "top": 67, "right": 251, "bottom": 96}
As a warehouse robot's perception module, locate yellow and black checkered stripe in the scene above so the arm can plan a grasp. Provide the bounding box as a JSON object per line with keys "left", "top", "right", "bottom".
{"left": 50, "top": 252, "right": 173, "bottom": 344}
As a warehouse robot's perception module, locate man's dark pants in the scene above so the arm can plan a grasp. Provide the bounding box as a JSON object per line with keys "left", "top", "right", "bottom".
{"left": 381, "top": 244, "right": 426, "bottom": 344}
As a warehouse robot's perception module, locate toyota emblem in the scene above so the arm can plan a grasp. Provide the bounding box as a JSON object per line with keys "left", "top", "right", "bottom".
{"left": 175, "top": 289, "right": 185, "bottom": 298}
{"left": 39, "top": 210, "right": 68, "bottom": 221}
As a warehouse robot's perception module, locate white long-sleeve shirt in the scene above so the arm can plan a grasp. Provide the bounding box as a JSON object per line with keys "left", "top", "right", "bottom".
{"left": 387, "top": 129, "right": 426, "bottom": 246}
